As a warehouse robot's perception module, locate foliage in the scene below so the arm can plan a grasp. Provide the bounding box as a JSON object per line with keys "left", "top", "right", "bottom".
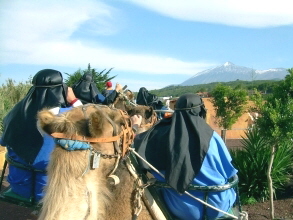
{"left": 149, "top": 79, "right": 281, "bottom": 98}
{"left": 245, "top": 68, "right": 293, "bottom": 218}
{"left": 230, "top": 128, "right": 293, "bottom": 204}
{"left": 0, "top": 79, "right": 32, "bottom": 134}
{"left": 253, "top": 68, "right": 293, "bottom": 145}
{"left": 210, "top": 84, "right": 248, "bottom": 130}
{"left": 64, "top": 64, "right": 116, "bottom": 91}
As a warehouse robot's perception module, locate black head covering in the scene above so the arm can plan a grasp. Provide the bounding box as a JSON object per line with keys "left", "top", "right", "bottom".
{"left": 136, "top": 87, "right": 149, "bottom": 106}
{"left": 136, "top": 87, "right": 163, "bottom": 110}
{"left": 134, "top": 93, "right": 213, "bottom": 193}
{"left": 72, "top": 73, "right": 100, "bottom": 104}
{"left": 2, "top": 69, "right": 68, "bottom": 164}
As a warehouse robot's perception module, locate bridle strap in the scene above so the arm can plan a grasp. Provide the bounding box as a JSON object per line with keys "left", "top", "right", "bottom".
{"left": 51, "top": 132, "right": 123, "bottom": 143}
{"left": 117, "top": 109, "right": 135, "bottom": 156}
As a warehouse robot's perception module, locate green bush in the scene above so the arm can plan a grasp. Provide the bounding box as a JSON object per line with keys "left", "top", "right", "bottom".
{"left": 230, "top": 127, "right": 293, "bottom": 204}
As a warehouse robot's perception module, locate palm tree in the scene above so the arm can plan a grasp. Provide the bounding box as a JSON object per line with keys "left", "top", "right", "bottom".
{"left": 64, "top": 64, "right": 116, "bottom": 91}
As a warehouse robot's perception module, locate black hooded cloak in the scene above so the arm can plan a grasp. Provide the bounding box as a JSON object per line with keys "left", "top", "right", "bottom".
{"left": 2, "top": 69, "right": 68, "bottom": 164}
{"left": 72, "top": 73, "right": 100, "bottom": 104}
{"left": 136, "top": 87, "right": 164, "bottom": 110}
{"left": 134, "top": 93, "right": 214, "bottom": 193}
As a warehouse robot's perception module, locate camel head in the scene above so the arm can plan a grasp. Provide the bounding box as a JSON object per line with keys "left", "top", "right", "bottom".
{"left": 38, "top": 104, "right": 134, "bottom": 157}
{"left": 126, "top": 105, "right": 157, "bottom": 133}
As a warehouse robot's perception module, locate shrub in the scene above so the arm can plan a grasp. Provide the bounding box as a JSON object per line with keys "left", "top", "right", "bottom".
{"left": 230, "top": 127, "right": 293, "bottom": 204}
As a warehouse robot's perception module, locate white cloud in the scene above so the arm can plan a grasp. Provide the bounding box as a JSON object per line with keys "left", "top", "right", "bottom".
{"left": 114, "top": 78, "right": 168, "bottom": 92}
{"left": 0, "top": 38, "right": 214, "bottom": 75}
{"left": 0, "top": 0, "right": 215, "bottom": 76}
{"left": 0, "top": 0, "right": 121, "bottom": 40}
{"left": 125, "top": 0, "right": 293, "bottom": 28}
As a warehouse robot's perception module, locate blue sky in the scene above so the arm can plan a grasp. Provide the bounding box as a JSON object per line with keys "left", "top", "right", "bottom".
{"left": 0, "top": 0, "right": 292, "bottom": 92}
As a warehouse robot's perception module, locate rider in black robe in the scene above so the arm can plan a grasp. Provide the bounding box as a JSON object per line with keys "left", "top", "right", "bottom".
{"left": 2, "top": 69, "right": 69, "bottom": 164}
{"left": 134, "top": 93, "right": 213, "bottom": 193}
{"left": 72, "top": 73, "right": 121, "bottom": 105}
{"left": 136, "top": 87, "right": 164, "bottom": 110}
{"left": 72, "top": 73, "right": 99, "bottom": 104}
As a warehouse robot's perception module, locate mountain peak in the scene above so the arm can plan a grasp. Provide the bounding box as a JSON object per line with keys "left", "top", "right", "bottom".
{"left": 224, "top": 61, "right": 234, "bottom": 67}
{"left": 180, "top": 62, "right": 287, "bottom": 86}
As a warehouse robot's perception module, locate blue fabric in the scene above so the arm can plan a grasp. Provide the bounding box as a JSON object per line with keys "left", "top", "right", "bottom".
{"left": 95, "top": 93, "right": 105, "bottom": 103}
{"left": 152, "top": 131, "right": 237, "bottom": 220}
{"left": 6, "top": 107, "right": 73, "bottom": 201}
{"left": 102, "top": 89, "right": 114, "bottom": 97}
{"left": 158, "top": 106, "right": 169, "bottom": 119}
{"left": 0, "top": 137, "right": 5, "bottom": 146}
{"left": 54, "top": 139, "right": 90, "bottom": 151}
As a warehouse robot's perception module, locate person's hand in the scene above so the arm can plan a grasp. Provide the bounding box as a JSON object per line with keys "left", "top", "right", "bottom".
{"left": 66, "top": 87, "right": 77, "bottom": 103}
{"left": 130, "top": 115, "right": 142, "bottom": 127}
{"left": 115, "top": 83, "right": 123, "bottom": 92}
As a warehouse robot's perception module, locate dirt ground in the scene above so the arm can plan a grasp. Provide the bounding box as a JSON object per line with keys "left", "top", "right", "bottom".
{"left": 242, "top": 179, "right": 293, "bottom": 220}
{"left": 0, "top": 201, "right": 37, "bottom": 220}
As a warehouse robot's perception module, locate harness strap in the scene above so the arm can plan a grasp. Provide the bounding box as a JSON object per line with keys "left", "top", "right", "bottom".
{"left": 118, "top": 109, "right": 135, "bottom": 156}
{"left": 51, "top": 132, "right": 122, "bottom": 143}
{"left": 103, "top": 112, "right": 122, "bottom": 155}
{"left": 153, "top": 175, "right": 239, "bottom": 192}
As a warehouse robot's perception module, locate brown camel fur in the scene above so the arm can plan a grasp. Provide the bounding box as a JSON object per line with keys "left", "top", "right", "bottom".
{"left": 126, "top": 105, "right": 157, "bottom": 133}
{"left": 110, "top": 89, "right": 134, "bottom": 111}
{"left": 37, "top": 104, "right": 154, "bottom": 220}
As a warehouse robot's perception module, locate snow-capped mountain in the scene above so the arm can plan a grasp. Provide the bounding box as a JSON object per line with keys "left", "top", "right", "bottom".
{"left": 180, "top": 62, "right": 288, "bottom": 86}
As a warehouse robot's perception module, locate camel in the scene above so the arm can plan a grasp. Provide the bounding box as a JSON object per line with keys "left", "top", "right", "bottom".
{"left": 110, "top": 88, "right": 135, "bottom": 111}
{"left": 37, "top": 104, "right": 159, "bottom": 220}
{"left": 112, "top": 87, "right": 158, "bottom": 133}
{"left": 126, "top": 105, "right": 157, "bottom": 134}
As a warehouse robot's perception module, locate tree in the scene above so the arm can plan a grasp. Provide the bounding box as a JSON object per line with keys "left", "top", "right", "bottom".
{"left": 253, "top": 67, "right": 293, "bottom": 219}
{"left": 211, "top": 84, "right": 248, "bottom": 142}
{"left": 64, "top": 64, "right": 116, "bottom": 91}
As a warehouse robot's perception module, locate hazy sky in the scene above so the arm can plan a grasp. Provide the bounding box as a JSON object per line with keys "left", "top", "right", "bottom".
{"left": 0, "top": 0, "right": 292, "bottom": 91}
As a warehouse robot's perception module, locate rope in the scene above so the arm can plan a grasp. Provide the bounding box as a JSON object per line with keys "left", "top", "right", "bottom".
{"left": 107, "top": 154, "right": 121, "bottom": 177}
{"left": 81, "top": 149, "right": 91, "bottom": 177}
{"left": 154, "top": 109, "right": 174, "bottom": 113}
{"left": 125, "top": 159, "right": 143, "bottom": 218}
{"left": 130, "top": 148, "right": 239, "bottom": 219}
{"left": 239, "top": 211, "right": 249, "bottom": 220}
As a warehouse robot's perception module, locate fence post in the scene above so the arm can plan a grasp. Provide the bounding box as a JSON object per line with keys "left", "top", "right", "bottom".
{"left": 221, "top": 129, "right": 227, "bottom": 143}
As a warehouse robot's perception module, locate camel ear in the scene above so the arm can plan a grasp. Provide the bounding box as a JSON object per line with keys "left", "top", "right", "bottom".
{"left": 126, "top": 90, "right": 134, "bottom": 100}
{"left": 37, "top": 109, "right": 56, "bottom": 135}
{"left": 145, "top": 106, "right": 155, "bottom": 119}
{"left": 126, "top": 105, "right": 134, "bottom": 115}
{"left": 89, "top": 110, "right": 105, "bottom": 137}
